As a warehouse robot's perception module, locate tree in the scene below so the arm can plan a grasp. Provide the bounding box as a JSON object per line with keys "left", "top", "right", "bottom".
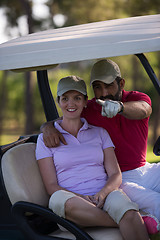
{"left": 0, "top": 0, "right": 46, "bottom": 135}
{"left": 48, "top": 0, "right": 125, "bottom": 26}
{"left": 124, "top": 0, "right": 160, "bottom": 17}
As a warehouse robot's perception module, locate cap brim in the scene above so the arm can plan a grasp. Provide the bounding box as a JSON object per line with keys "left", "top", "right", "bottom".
{"left": 90, "top": 76, "right": 115, "bottom": 85}
{"left": 58, "top": 88, "right": 87, "bottom": 96}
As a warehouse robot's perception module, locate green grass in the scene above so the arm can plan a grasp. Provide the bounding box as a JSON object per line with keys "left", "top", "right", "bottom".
{"left": 0, "top": 134, "right": 20, "bottom": 146}
{"left": 146, "top": 145, "right": 160, "bottom": 163}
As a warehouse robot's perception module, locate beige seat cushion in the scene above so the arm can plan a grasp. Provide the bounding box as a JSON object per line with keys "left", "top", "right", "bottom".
{"left": 51, "top": 227, "right": 122, "bottom": 240}
{"left": 2, "top": 142, "right": 49, "bottom": 206}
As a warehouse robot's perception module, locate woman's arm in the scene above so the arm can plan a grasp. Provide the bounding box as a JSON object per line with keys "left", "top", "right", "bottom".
{"left": 103, "top": 147, "right": 122, "bottom": 192}
{"left": 37, "top": 157, "right": 65, "bottom": 196}
{"left": 92, "top": 147, "right": 122, "bottom": 208}
{"left": 38, "top": 157, "right": 94, "bottom": 204}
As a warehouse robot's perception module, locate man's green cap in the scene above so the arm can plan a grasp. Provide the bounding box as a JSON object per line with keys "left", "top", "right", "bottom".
{"left": 90, "top": 59, "right": 121, "bottom": 85}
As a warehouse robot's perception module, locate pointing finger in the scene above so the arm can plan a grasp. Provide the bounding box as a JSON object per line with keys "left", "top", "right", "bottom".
{"left": 96, "top": 99, "right": 106, "bottom": 106}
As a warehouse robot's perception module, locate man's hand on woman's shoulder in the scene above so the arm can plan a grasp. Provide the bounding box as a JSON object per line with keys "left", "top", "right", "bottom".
{"left": 41, "top": 121, "right": 67, "bottom": 147}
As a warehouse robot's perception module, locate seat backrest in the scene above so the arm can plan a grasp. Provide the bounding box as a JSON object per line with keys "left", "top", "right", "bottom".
{"left": 1, "top": 142, "right": 49, "bottom": 206}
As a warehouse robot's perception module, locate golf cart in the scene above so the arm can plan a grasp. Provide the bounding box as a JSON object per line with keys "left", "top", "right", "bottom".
{"left": 0, "top": 14, "right": 160, "bottom": 240}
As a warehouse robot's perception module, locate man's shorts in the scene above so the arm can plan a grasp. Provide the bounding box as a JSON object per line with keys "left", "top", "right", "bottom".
{"left": 49, "top": 189, "right": 138, "bottom": 224}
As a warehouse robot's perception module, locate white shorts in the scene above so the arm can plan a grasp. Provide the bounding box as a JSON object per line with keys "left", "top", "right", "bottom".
{"left": 49, "top": 189, "right": 138, "bottom": 224}
{"left": 121, "top": 162, "right": 160, "bottom": 221}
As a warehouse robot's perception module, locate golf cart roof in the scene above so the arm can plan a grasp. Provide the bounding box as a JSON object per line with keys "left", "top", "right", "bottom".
{"left": 0, "top": 14, "right": 160, "bottom": 72}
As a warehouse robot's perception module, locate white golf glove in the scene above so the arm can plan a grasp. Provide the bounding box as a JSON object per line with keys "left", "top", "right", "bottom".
{"left": 96, "top": 99, "right": 122, "bottom": 118}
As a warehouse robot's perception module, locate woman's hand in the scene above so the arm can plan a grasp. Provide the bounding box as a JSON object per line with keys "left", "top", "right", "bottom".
{"left": 41, "top": 121, "right": 67, "bottom": 147}
{"left": 92, "top": 190, "right": 107, "bottom": 208}
{"left": 80, "top": 195, "right": 96, "bottom": 205}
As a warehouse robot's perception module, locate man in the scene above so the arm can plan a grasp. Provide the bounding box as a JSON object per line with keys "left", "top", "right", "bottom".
{"left": 41, "top": 59, "right": 160, "bottom": 232}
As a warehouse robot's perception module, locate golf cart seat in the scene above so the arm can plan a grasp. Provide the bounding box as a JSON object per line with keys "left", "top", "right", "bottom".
{"left": 1, "top": 142, "right": 123, "bottom": 240}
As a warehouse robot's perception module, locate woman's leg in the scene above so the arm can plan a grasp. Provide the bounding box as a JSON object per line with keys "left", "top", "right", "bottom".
{"left": 102, "top": 189, "right": 150, "bottom": 240}
{"left": 49, "top": 190, "right": 150, "bottom": 240}
{"left": 65, "top": 195, "right": 117, "bottom": 227}
{"left": 65, "top": 195, "right": 149, "bottom": 240}
{"left": 119, "top": 210, "right": 149, "bottom": 240}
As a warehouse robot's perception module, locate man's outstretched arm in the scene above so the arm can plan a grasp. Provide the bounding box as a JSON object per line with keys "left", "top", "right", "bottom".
{"left": 96, "top": 99, "right": 152, "bottom": 120}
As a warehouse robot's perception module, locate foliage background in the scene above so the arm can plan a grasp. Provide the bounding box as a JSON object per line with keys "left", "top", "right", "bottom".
{"left": 0, "top": 0, "right": 160, "bottom": 163}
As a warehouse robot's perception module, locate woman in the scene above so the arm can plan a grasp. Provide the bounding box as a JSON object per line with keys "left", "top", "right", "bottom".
{"left": 36, "top": 75, "right": 149, "bottom": 240}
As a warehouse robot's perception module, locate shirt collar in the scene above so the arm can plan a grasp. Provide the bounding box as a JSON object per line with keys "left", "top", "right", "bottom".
{"left": 54, "top": 118, "right": 91, "bottom": 134}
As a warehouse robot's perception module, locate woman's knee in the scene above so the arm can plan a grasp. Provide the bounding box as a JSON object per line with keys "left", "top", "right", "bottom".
{"left": 121, "top": 209, "right": 139, "bottom": 224}
{"left": 49, "top": 190, "right": 76, "bottom": 218}
{"left": 65, "top": 196, "right": 78, "bottom": 215}
{"left": 103, "top": 189, "right": 139, "bottom": 224}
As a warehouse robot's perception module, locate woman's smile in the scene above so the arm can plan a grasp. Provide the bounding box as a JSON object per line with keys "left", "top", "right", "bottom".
{"left": 67, "top": 108, "right": 77, "bottom": 112}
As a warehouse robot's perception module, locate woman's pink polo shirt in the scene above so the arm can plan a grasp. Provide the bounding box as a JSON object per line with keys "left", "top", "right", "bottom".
{"left": 36, "top": 118, "right": 115, "bottom": 195}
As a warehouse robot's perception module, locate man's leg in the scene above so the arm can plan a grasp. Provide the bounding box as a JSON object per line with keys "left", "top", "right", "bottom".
{"left": 121, "top": 181, "right": 160, "bottom": 221}
{"left": 143, "top": 162, "right": 160, "bottom": 193}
